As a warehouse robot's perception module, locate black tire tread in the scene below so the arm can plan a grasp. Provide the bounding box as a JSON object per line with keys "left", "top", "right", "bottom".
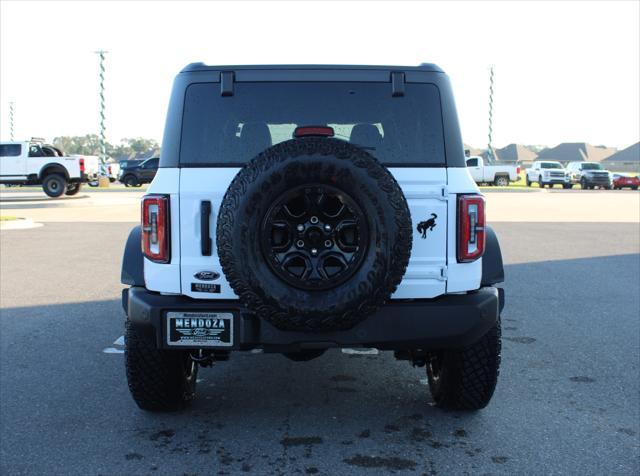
{"left": 217, "top": 138, "right": 412, "bottom": 332}
{"left": 124, "top": 320, "right": 196, "bottom": 412}
{"left": 429, "top": 320, "right": 501, "bottom": 410}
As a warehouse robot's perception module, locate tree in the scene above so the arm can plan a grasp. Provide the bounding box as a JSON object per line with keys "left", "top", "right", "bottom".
{"left": 52, "top": 135, "right": 159, "bottom": 159}
{"left": 52, "top": 134, "right": 115, "bottom": 156}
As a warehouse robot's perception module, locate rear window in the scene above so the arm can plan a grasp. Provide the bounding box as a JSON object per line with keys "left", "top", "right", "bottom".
{"left": 180, "top": 82, "right": 445, "bottom": 166}
{"left": 0, "top": 144, "right": 21, "bottom": 157}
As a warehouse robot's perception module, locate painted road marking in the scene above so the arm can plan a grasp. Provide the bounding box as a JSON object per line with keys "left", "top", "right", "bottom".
{"left": 103, "top": 335, "right": 125, "bottom": 354}
{"left": 342, "top": 348, "right": 379, "bottom": 355}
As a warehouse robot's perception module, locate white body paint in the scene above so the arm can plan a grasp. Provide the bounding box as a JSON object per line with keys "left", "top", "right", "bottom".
{"left": 144, "top": 166, "right": 483, "bottom": 298}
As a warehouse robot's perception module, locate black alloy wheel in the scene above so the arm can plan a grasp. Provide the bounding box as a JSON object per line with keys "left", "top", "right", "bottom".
{"left": 261, "top": 184, "right": 368, "bottom": 291}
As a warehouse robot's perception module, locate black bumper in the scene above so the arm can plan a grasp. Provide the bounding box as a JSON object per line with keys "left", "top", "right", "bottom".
{"left": 123, "top": 286, "right": 503, "bottom": 352}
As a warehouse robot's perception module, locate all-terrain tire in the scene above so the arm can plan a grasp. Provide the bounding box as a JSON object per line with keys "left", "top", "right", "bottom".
{"left": 426, "top": 319, "right": 501, "bottom": 410}
{"left": 217, "top": 137, "right": 412, "bottom": 332}
{"left": 64, "top": 183, "right": 82, "bottom": 196}
{"left": 42, "top": 174, "right": 66, "bottom": 198}
{"left": 124, "top": 320, "right": 198, "bottom": 412}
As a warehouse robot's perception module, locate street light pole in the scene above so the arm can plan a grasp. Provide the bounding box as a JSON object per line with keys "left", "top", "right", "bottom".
{"left": 487, "top": 66, "right": 495, "bottom": 163}
{"left": 95, "top": 50, "right": 108, "bottom": 175}
{"left": 9, "top": 101, "right": 15, "bottom": 141}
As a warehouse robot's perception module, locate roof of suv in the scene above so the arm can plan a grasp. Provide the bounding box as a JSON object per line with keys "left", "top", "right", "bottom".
{"left": 181, "top": 63, "right": 444, "bottom": 73}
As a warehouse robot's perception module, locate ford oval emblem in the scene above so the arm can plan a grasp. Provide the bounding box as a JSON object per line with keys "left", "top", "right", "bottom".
{"left": 194, "top": 271, "right": 220, "bottom": 281}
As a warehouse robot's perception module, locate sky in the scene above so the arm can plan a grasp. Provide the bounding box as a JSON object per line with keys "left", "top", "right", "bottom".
{"left": 0, "top": 0, "right": 638, "bottom": 150}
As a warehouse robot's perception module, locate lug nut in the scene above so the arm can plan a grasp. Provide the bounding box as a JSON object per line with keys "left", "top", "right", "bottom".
{"left": 311, "top": 248, "right": 318, "bottom": 255}
{"left": 297, "top": 224, "right": 304, "bottom": 232}
{"left": 324, "top": 240, "right": 332, "bottom": 248}
{"left": 310, "top": 216, "right": 319, "bottom": 224}
{"left": 296, "top": 240, "right": 305, "bottom": 248}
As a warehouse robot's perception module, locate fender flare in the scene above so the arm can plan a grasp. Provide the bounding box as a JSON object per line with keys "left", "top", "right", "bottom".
{"left": 121, "top": 226, "right": 145, "bottom": 286}
{"left": 481, "top": 226, "right": 504, "bottom": 286}
{"left": 39, "top": 163, "right": 70, "bottom": 181}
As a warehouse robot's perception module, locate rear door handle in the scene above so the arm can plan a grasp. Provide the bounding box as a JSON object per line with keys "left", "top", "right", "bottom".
{"left": 201, "top": 201, "right": 212, "bottom": 256}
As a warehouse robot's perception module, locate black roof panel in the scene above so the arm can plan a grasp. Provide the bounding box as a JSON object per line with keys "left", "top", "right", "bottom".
{"left": 181, "top": 63, "right": 443, "bottom": 74}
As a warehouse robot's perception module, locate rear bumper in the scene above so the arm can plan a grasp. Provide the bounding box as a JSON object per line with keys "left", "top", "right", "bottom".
{"left": 123, "top": 286, "right": 503, "bottom": 352}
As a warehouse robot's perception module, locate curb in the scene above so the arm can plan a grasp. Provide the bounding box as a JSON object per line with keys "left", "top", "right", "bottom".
{"left": 0, "top": 218, "right": 44, "bottom": 230}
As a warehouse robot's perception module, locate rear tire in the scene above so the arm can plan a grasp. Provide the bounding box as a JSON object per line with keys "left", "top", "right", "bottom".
{"left": 42, "top": 174, "right": 66, "bottom": 198}
{"left": 632, "top": 186, "right": 638, "bottom": 191}
{"left": 427, "top": 319, "right": 501, "bottom": 410}
{"left": 123, "top": 175, "right": 139, "bottom": 187}
{"left": 580, "top": 178, "right": 588, "bottom": 190}
{"left": 64, "top": 183, "right": 82, "bottom": 196}
{"left": 526, "top": 176, "right": 531, "bottom": 187}
{"left": 494, "top": 176, "right": 509, "bottom": 187}
{"left": 124, "top": 320, "right": 198, "bottom": 412}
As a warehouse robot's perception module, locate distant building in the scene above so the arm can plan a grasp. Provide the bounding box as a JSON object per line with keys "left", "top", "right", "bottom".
{"left": 464, "top": 143, "right": 484, "bottom": 158}
{"left": 535, "top": 143, "right": 616, "bottom": 165}
{"left": 494, "top": 144, "right": 538, "bottom": 165}
{"left": 601, "top": 142, "right": 640, "bottom": 173}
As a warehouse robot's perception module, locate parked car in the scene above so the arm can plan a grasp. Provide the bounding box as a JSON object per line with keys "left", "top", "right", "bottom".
{"left": 0, "top": 139, "right": 99, "bottom": 197}
{"left": 566, "top": 161, "right": 612, "bottom": 189}
{"left": 525, "top": 161, "right": 570, "bottom": 188}
{"left": 121, "top": 63, "right": 505, "bottom": 413}
{"left": 118, "top": 159, "right": 144, "bottom": 169}
{"left": 465, "top": 156, "right": 520, "bottom": 186}
{"left": 612, "top": 173, "right": 639, "bottom": 190}
{"left": 118, "top": 157, "right": 159, "bottom": 187}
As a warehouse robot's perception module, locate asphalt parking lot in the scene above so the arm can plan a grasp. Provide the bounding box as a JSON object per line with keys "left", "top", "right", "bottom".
{"left": 0, "top": 188, "right": 639, "bottom": 475}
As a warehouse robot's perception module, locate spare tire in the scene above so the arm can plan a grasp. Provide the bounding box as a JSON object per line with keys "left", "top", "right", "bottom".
{"left": 217, "top": 137, "right": 412, "bottom": 332}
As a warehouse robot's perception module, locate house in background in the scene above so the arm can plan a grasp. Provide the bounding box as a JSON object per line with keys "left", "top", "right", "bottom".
{"left": 493, "top": 143, "right": 538, "bottom": 166}
{"left": 535, "top": 143, "right": 617, "bottom": 165}
{"left": 600, "top": 142, "right": 640, "bottom": 173}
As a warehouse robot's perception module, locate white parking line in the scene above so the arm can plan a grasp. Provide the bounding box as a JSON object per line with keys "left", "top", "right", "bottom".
{"left": 341, "top": 348, "right": 379, "bottom": 355}
{"left": 102, "top": 335, "right": 125, "bottom": 354}
{"left": 102, "top": 347, "right": 124, "bottom": 354}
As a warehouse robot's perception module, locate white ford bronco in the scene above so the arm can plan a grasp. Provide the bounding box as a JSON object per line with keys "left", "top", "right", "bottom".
{"left": 0, "top": 139, "right": 99, "bottom": 197}
{"left": 121, "top": 64, "right": 505, "bottom": 412}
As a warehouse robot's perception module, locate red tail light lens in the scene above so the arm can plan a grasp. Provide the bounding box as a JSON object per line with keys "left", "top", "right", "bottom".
{"left": 294, "top": 126, "right": 335, "bottom": 138}
{"left": 457, "top": 195, "right": 486, "bottom": 263}
{"left": 79, "top": 158, "right": 85, "bottom": 173}
{"left": 108, "top": 165, "right": 112, "bottom": 174}
{"left": 516, "top": 166, "right": 521, "bottom": 175}
{"left": 141, "top": 195, "right": 170, "bottom": 263}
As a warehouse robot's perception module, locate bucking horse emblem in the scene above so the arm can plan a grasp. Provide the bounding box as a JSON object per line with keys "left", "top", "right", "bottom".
{"left": 416, "top": 213, "right": 437, "bottom": 239}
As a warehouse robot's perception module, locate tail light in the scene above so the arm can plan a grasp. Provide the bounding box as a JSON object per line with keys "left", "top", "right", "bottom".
{"left": 457, "top": 195, "right": 486, "bottom": 263}
{"left": 79, "top": 158, "right": 85, "bottom": 173}
{"left": 516, "top": 166, "right": 521, "bottom": 175}
{"left": 141, "top": 195, "right": 170, "bottom": 263}
{"left": 108, "top": 165, "right": 112, "bottom": 174}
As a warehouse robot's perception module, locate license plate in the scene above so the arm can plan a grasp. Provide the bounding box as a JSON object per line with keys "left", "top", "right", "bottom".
{"left": 166, "top": 312, "right": 233, "bottom": 347}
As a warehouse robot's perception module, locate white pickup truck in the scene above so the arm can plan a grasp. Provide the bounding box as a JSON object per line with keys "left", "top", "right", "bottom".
{"left": 0, "top": 140, "right": 99, "bottom": 197}
{"left": 525, "top": 160, "right": 571, "bottom": 188}
{"left": 465, "top": 156, "right": 520, "bottom": 186}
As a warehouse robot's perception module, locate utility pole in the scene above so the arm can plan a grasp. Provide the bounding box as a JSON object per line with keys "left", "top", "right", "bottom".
{"left": 9, "top": 101, "right": 15, "bottom": 141}
{"left": 95, "top": 50, "right": 108, "bottom": 175}
{"left": 487, "top": 66, "right": 495, "bottom": 163}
